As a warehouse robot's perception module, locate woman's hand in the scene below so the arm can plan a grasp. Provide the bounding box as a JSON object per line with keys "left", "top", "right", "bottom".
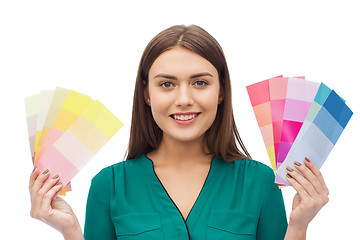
{"left": 29, "top": 167, "right": 84, "bottom": 240}
{"left": 284, "top": 157, "right": 329, "bottom": 239}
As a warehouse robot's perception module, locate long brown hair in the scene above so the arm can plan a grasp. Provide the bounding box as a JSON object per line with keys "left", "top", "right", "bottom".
{"left": 126, "top": 25, "right": 251, "bottom": 161}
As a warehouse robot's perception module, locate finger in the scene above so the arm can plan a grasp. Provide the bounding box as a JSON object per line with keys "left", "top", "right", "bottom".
{"left": 29, "top": 166, "right": 39, "bottom": 189}
{"left": 42, "top": 182, "right": 63, "bottom": 208}
{"left": 286, "top": 166, "right": 319, "bottom": 198}
{"left": 31, "top": 169, "right": 50, "bottom": 194}
{"left": 286, "top": 173, "right": 311, "bottom": 200}
{"left": 293, "top": 161, "right": 323, "bottom": 195}
{"left": 304, "top": 158, "right": 329, "bottom": 195}
{"left": 37, "top": 174, "right": 61, "bottom": 201}
{"left": 32, "top": 169, "right": 51, "bottom": 207}
{"left": 30, "top": 169, "right": 51, "bottom": 219}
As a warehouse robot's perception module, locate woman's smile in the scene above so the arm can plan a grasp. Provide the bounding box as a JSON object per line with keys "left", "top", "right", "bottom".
{"left": 170, "top": 112, "right": 201, "bottom": 125}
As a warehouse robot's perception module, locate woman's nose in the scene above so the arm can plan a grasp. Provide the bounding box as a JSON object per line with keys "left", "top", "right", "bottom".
{"left": 175, "top": 85, "right": 194, "bottom": 107}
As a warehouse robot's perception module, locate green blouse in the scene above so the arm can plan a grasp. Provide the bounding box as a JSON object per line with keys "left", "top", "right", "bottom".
{"left": 84, "top": 154, "right": 288, "bottom": 239}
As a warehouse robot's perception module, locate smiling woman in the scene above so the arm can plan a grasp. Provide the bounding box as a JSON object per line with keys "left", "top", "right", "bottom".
{"left": 29, "top": 24, "right": 329, "bottom": 240}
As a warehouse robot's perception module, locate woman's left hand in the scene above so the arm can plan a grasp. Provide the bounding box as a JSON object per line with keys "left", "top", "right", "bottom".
{"left": 286, "top": 157, "right": 329, "bottom": 230}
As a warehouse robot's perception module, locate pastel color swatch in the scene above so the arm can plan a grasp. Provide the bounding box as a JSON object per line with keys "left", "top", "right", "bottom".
{"left": 247, "top": 76, "right": 352, "bottom": 187}
{"left": 34, "top": 89, "right": 92, "bottom": 195}
{"left": 25, "top": 89, "right": 71, "bottom": 195}
{"left": 35, "top": 90, "right": 93, "bottom": 164}
{"left": 276, "top": 90, "right": 352, "bottom": 185}
{"left": 25, "top": 88, "right": 123, "bottom": 195}
{"left": 277, "top": 78, "right": 320, "bottom": 168}
{"left": 247, "top": 77, "right": 278, "bottom": 171}
{"left": 36, "top": 100, "right": 123, "bottom": 195}
{"left": 25, "top": 93, "right": 41, "bottom": 163}
{"left": 275, "top": 82, "right": 330, "bottom": 185}
{"left": 247, "top": 76, "right": 305, "bottom": 175}
{"left": 34, "top": 90, "right": 55, "bottom": 159}
{"left": 269, "top": 77, "right": 287, "bottom": 162}
{"left": 36, "top": 87, "right": 70, "bottom": 162}
{"left": 269, "top": 76, "right": 305, "bottom": 166}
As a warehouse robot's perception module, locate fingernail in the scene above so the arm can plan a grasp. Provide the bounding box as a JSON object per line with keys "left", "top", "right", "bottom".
{"left": 294, "top": 161, "right": 301, "bottom": 166}
{"left": 305, "top": 157, "right": 310, "bottom": 162}
{"left": 32, "top": 166, "right": 37, "bottom": 172}
{"left": 52, "top": 174, "right": 59, "bottom": 179}
{"left": 42, "top": 169, "right": 49, "bottom": 175}
{"left": 286, "top": 166, "right": 294, "bottom": 172}
{"left": 56, "top": 182, "right": 63, "bottom": 186}
{"left": 286, "top": 174, "right": 292, "bottom": 178}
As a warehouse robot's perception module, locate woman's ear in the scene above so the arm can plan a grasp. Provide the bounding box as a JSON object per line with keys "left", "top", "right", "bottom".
{"left": 143, "top": 80, "right": 151, "bottom": 106}
{"left": 218, "top": 87, "right": 224, "bottom": 104}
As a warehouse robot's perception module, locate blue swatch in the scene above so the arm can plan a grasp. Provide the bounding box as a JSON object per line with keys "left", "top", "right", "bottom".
{"left": 314, "top": 83, "right": 331, "bottom": 105}
{"left": 323, "top": 91, "right": 353, "bottom": 128}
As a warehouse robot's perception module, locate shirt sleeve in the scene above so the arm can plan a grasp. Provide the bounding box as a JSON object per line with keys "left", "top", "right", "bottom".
{"left": 256, "top": 173, "right": 288, "bottom": 240}
{"left": 84, "top": 168, "right": 116, "bottom": 240}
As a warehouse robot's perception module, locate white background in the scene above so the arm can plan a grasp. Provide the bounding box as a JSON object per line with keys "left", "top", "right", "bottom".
{"left": 1, "top": 0, "right": 359, "bottom": 239}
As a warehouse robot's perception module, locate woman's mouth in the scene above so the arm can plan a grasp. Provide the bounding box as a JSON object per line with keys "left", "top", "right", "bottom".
{"left": 170, "top": 112, "right": 200, "bottom": 125}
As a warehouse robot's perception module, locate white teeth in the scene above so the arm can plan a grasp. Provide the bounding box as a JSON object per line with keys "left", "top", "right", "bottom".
{"left": 173, "top": 114, "right": 197, "bottom": 121}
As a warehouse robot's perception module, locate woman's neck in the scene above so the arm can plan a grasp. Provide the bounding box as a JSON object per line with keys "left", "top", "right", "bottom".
{"left": 147, "top": 134, "right": 213, "bottom": 168}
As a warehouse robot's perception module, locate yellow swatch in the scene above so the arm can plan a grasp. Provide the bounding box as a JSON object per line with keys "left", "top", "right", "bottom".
{"left": 62, "top": 90, "right": 93, "bottom": 115}
{"left": 266, "top": 146, "right": 276, "bottom": 173}
{"left": 52, "top": 109, "right": 80, "bottom": 132}
{"left": 83, "top": 101, "right": 123, "bottom": 139}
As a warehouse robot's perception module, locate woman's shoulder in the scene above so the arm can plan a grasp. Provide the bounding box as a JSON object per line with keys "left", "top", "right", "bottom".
{"left": 91, "top": 155, "right": 146, "bottom": 182}
{"left": 228, "top": 158, "right": 276, "bottom": 182}
{"left": 232, "top": 157, "right": 273, "bottom": 171}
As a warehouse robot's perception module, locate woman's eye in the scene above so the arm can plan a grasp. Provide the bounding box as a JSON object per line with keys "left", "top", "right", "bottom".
{"left": 194, "top": 80, "right": 207, "bottom": 86}
{"left": 160, "top": 82, "right": 174, "bottom": 88}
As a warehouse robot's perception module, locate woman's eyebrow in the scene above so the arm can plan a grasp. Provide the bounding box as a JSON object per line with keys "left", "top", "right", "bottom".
{"left": 190, "top": 72, "right": 213, "bottom": 78}
{"left": 153, "top": 72, "right": 213, "bottom": 80}
{"left": 153, "top": 74, "right": 177, "bottom": 80}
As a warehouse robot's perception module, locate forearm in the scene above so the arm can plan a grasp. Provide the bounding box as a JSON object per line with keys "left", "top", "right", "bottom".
{"left": 284, "top": 222, "right": 307, "bottom": 240}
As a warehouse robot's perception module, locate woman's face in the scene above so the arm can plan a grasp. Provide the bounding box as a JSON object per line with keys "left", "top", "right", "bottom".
{"left": 147, "top": 47, "right": 221, "bottom": 144}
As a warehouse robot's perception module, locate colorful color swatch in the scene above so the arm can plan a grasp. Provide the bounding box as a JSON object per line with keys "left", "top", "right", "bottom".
{"left": 34, "top": 91, "right": 55, "bottom": 160}
{"left": 247, "top": 76, "right": 352, "bottom": 186}
{"left": 25, "top": 93, "right": 41, "bottom": 163}
{"left": 246, "top": 75, "right": 305, "bottom": 173}
{"left": 269, "top": 76, "right": 306, "bottom": 168}
{"left": 25, "top": 88, "right": 123, "bottom": 195}
{"left": 247, "top": 76, "right": 280, "bottom": 171}
{"left": 35, "top": 87, "right": 70, "bottom": 163}
{"left": 274, "top": 78, "right": 320, "bottom": 185}
{"left": 269, "top": 76, "right": 288, "bottom": 165}
{"left": 35, "top": 90, "right": 93, "bottom": 164}
{"left": 277, "top": 78, "right": 320, "bottom": 166}
{"left": 276, "top": 90, "right": 352, "bottom": 184}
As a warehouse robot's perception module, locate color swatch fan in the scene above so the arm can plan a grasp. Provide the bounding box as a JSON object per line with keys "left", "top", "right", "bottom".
{"left": 247, "top": 76, "right": 353, "bottom": 186}
{"left": 25, "top": 87, "right": 123, "bottom": 195}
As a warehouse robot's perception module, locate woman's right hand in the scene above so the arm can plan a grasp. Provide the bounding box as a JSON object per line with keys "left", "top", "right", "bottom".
{"left": 29, "top": 167, "right": 84, "bottom": 240}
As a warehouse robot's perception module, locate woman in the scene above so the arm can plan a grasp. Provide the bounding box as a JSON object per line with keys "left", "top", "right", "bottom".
{"left": 29, "top": 25, "right": 329, "bottom": 239}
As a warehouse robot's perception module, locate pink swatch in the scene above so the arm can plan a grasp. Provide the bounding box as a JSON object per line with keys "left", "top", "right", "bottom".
{"left": 247, "top": 76, "right": 283, "bottom": 173}
{"left": 276, "top": 78, "right": 320, "bottom": 167}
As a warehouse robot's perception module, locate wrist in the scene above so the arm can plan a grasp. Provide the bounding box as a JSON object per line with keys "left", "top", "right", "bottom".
{"left": 62, "top": 224, "right": 84, "bottom": 240}
{"left": 284, "top": 221, "right": 308, "bottom": 240}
